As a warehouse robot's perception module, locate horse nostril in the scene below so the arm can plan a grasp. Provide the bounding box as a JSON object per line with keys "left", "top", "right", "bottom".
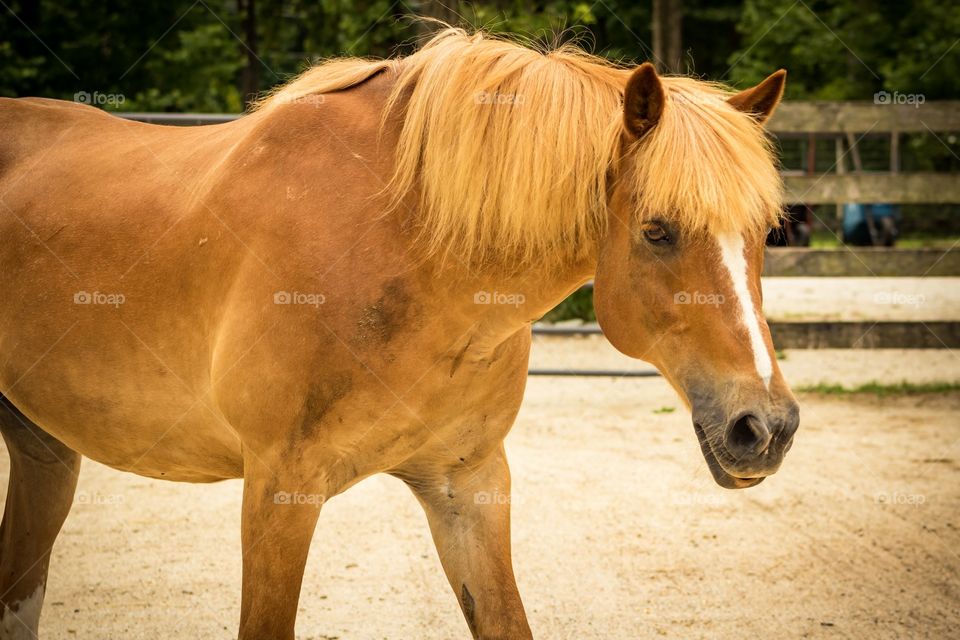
{"left": 725, "top": 414, "right": 772, "bottom": 458}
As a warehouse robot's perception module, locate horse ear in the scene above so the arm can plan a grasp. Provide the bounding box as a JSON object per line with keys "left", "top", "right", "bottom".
{"left": 727, "top": 69, "right": 787, "bottom": 124}
{"left": 623, "top": 62, "right": 665, "bottom": 140}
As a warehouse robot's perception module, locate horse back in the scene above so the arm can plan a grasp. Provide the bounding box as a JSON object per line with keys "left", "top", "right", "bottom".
{"left": 0, "top": 98, "right": 114, "bottom": 175}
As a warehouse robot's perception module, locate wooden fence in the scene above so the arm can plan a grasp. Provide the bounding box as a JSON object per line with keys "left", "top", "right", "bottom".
{"left": 769, "top": 101, "right": 960, "bottom": 204}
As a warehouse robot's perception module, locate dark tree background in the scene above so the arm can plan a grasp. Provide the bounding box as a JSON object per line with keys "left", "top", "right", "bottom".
{"left": 1, "top": 0, "right": 956, "bottom": 112}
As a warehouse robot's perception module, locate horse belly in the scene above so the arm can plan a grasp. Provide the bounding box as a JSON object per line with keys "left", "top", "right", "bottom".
{"left": 0, "top": 249, "right": 244, "bottom": 481}
{"left": 2, "top": 381, "right": 244, "bottom": 482}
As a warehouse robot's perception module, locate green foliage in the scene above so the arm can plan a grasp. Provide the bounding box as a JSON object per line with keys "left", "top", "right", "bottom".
{"left": 123, "top": 21, "right": 246, "bottom": 112}
{"left": 0, "top": 0, "right": 246, "bottom": 110}
{"left": 876, "top": 0, "right": 960, "bottom": 101}
{"left": 542, "top": 287, "right": 596, "bottom": 323}
{"left": 0, "top": 0, "right": 419, "bottom": 111}
{"left": 730, "top": 0, "right": 958, "bottom": 98}
{"left": 2, "top": 0, "right": 955, "bottom": 110}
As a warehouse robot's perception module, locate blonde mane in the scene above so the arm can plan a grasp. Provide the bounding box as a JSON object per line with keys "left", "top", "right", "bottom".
{"left": 260, "top": 28, "right": 783, "bottom": 265}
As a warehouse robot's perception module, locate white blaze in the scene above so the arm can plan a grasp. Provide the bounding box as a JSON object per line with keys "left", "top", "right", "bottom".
{"left": 717, "top": 233, "right": 773, "bottom": 388}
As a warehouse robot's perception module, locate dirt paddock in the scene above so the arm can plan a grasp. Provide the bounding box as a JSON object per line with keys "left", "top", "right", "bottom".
{"left": 11, "top": 344, "right": 960, "bottom": 639}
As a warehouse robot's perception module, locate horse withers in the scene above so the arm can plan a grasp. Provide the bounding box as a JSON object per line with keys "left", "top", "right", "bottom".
{"left": 0, "top": 29, "right": 798, "bottom": 639}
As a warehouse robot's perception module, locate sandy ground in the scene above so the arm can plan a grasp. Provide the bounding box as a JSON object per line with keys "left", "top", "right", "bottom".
{"left": 12, "top": 340, "right": 958, "bottom": 639}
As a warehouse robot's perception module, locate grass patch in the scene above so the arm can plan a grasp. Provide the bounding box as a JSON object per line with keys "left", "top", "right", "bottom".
{"left": 809, "top": 229, "right": 960, "bottom": 249}
{"left": 797, "top": 381, "right": 960, "bottom": 397}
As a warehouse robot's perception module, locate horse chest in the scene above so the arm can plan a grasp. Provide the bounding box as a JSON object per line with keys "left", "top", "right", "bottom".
{"left": 395, "top": 358, "right": 529, "bottom": 466}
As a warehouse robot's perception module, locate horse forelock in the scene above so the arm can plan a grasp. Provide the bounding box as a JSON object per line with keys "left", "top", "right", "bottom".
{"left": 624, "top": 78, "right": 784, "bottom": 240}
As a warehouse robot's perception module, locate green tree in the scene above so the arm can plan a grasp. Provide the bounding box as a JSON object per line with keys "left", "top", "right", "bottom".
{"left": 729, "top": 0, "right": 958, "bottom": 98}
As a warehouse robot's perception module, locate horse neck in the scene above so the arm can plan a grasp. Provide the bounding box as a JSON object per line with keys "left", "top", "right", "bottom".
{"left": 371, "top": 69, "right": 599, "bottom": 347}
{"left": 435, "top": 253, "right": 597, "bottom": 352}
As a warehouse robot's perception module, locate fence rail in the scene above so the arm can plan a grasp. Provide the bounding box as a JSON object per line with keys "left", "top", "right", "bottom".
{"left": 533, "top": 321, "right": 960, "bottom": 350}
{"left": 763, "top": 247, "right": 959, "bottom": 277}
{"left": 120, "top": 112, "right": 238, "bottom": 125}
{"left": 768, "top": 101, "right": 960, "bottom": 134}
{"left": 783, "top": 173, "right": 960, "bottom": 205}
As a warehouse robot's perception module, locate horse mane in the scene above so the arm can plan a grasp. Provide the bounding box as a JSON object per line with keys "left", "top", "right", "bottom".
{"left": 258, "top": 28, "right": 783, "bottom": 266}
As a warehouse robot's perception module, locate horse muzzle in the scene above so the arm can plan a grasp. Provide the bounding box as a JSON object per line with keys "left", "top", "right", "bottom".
{"left": 692, "top": 400, "right": 800, "bottom": 489}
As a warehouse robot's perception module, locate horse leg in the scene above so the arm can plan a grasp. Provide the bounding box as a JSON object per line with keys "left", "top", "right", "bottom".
{"left": 405, "top": 445, "right": 532, "bottom": 640}
{"left": 236, "top": 452, "right": 331, "bottom": 640}
{"left": 0, "top": 398, "right": 81, "bottom": 639}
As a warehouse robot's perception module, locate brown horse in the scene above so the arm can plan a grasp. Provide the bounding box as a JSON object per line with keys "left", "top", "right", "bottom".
{"left": 0, "top": 28, "right": 798, "bottom": 639}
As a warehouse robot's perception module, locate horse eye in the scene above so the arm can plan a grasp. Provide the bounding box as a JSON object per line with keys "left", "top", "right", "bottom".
{"left": 642, "top": 223, "right": 673, "bottom": 246}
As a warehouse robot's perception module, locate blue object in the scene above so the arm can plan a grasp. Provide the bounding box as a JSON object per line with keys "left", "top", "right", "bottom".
{"left": 842, "top": 203, "right": 900, "bottom": 245}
